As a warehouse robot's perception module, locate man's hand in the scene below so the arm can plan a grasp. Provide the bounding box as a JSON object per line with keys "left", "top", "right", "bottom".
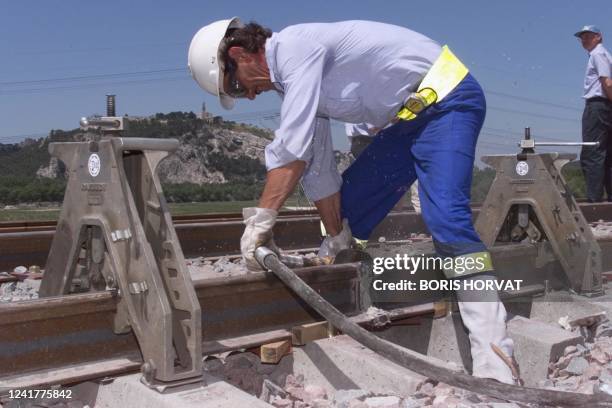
{"left": 318, "top": 219, "right": 353, "bottom": 258}
{"left": 242, "top": 161, "right": 304, "bottom": 270}
{"left": 241, "top": 207, "right": 279, "bottom": 270}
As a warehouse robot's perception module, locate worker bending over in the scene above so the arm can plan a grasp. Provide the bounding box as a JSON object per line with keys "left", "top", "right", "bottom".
{"left": 188, "top": 18, "right": 518, "bottom": 384}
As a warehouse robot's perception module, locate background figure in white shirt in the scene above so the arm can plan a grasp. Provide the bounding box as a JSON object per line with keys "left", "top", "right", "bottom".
{"left": 575, "top": 25, "right": 612, "bottom": 202}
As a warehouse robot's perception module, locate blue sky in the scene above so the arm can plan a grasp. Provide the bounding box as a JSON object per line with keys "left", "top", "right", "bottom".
{"left": 1, "top": 1, "right": 610, "bottom": 158}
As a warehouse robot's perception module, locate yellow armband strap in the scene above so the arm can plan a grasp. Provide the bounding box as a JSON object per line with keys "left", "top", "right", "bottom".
{"left": 397, "top": 45, "right": 469, "bottom": 121}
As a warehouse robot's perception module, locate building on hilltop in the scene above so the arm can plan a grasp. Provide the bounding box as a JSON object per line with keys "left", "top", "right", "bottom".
{"left": 200, "top": 102, "right": 214, "bottom": 123}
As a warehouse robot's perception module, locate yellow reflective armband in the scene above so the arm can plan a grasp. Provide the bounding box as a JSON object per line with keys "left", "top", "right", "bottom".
{"left": 397, "top": 45, "right": 469, "bottom": 121}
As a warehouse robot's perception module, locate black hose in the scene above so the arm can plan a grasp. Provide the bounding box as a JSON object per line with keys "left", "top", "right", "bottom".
{"left": 255, "top": 247, "right": 612, "bottom": 407}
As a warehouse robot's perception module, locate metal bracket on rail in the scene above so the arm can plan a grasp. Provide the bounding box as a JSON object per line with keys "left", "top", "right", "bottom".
{"left": 39, "top": 95, "right": 202, "bottom": 390}
{"left": 475, "top": 128, "right": 602, "bottom": 295}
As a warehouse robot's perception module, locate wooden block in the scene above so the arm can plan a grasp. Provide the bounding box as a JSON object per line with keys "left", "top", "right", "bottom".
{"left": 202, "top": 329, "right": 292, "bottom": 355}
{"left": 291, "top": 321, "right": 333, "bottom": 345}
{"left": 433, "top": 300, "right": 450, "bottom": 318}
{"left": 260, "top": 340, "right": 291, "bottom": 364}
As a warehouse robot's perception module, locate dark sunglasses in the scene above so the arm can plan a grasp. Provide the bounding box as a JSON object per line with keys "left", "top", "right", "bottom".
{"left": 224, "top": 58, "right": 247, "bottom": 98}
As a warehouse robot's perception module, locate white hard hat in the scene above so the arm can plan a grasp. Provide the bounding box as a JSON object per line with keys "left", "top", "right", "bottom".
{"left": 188, "top": 17, "right": 244, "bottom": 110}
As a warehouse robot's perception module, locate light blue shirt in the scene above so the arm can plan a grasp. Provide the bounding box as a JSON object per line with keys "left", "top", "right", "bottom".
{"left": 263, "top": 21, "right": 441, "bottom": 201}
{"left": 345, "top": 122, "right": 379, "bottom": 138}
{"left": 583, "top": 43, "right": 612, "bottom": 99}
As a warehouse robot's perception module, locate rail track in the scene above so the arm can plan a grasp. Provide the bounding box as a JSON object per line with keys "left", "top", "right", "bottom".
{"left": 2, "top": 202, "right": 612, "bottom": 404}
{"left": 2, "top": 202, "right": 612, "bottom": 271}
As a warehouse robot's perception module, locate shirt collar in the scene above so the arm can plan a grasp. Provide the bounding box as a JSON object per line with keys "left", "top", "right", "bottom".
{"left": 589, "top": 43, "right": 603, "bottom": 56}
{"left": 264, "top": 33, "right": 284, "bottom": 93}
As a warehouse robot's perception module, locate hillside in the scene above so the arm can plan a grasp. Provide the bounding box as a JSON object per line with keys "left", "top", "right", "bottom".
{"left": 0, "top": 112, "right": 587, "bottom": 205}
{"left": 8, "top": 112, "right": 271, "bottom": 184}
{"left": 0, "top": 112, "right": 353, "bottom": 204}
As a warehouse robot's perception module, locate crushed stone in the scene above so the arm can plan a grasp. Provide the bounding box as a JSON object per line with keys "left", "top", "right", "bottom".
{"left": 0, "top": 278, "right": 40, "bottom": 303}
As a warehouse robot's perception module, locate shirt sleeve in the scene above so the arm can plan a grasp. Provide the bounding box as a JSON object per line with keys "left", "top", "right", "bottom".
{"left": 264, "top": 37, "right": 327, "bottom": 170}
{"left": 345, "top": 122, "right": 378, "bottom": 137}
{"left": 301, "top": 117, "right": 342, "bottom": 201}
{"left": 593, "top": 52, "right": 612, "bottom": 78}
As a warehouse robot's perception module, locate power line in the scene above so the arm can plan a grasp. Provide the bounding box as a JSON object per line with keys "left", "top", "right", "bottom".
{"left": 487, "top": 105, "right": 577, "bottom": 123}
{"left": 470, "top": 62, "right": 576, "bottom": 92}
{"left": 227, "top": 105, "right": 579, "bottom": 132}
{"left": 486, "top": 90, "right": 581, "bottom": 112}
{"left": 481, "top": 126, "right": 572, "bottom": 142}
{"left": 0, "top": 66, "right": 586, "bottom": 124}
{"left": 224, "top": 91, "right": 581, "bottom": 129}
{"left": 11, "top": 42, "right": 188, "bottom": 56}
{"left": 0, "top": 68, "right": 187, "bottom": 86}
{"left": 0, "top": 76, "right": 190, "bottom": 95}
{"left": 479, "top": 133, "right": 516, "bottom": 146}
{"left": 0, "top": 64, "right": 582, "bottom": 114}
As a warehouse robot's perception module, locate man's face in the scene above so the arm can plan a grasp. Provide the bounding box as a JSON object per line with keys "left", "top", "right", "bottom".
{"left": 224, "top": 47, "right": 274, "bottom": 100}
{"left": 578, "top": 32, "right": 601, "bottom": 52}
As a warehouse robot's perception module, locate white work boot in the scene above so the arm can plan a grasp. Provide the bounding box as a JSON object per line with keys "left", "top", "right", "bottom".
{"left": 456, "top": 274, "right": 517, "bottom": 384}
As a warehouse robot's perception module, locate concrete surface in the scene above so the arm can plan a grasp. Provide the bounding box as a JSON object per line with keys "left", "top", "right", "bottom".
{"left": 269, "top": 335, "right": 427, "bottom": 399}
{"left": 375, "top": 313, "right": 472, "bottom": 373}
{"left": 526, "top": 291, "right": 612, "bottom": 325}
{"left": 70, "top": 372, "right": 272, "bottom": 408}
{"left": 507, "top": 315, "right": 584, "bottom": 386}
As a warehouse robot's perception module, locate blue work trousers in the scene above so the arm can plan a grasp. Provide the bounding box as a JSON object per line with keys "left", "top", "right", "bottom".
{"left": 341, "top": 74, "right": 486, "bottom": 258}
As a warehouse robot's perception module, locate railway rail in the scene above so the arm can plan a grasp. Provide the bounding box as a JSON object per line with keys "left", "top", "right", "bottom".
{"left": 2, "top": 202, "right": 612, "bottom": 271}
{"left": 3, "top": 99, "right": 610, "bottom": 405}
{"left": 2, "top": 202, "right": 612, "bottom": 393}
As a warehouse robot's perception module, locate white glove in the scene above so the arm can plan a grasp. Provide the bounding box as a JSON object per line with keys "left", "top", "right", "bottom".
{"left": 241, "top": 207, "right": 279, "bottom": 271}
{"left": 318, "top": 219, "right": 353, "bottom": 258}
